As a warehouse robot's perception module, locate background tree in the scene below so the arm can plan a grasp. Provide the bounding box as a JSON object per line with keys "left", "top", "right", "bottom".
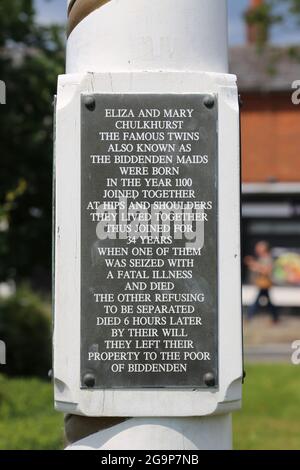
{"left": 0, "top": 0, "right": 64, "bottom": 288}
{"left": 245, "top": 0, "right": 300, "bottom": 48}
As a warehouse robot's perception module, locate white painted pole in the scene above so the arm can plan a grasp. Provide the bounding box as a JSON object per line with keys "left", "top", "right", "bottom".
{"left": 66, "top": 0, "right": 229, "bottom": 74}
{"left": 60, "top": 0, "right": 240, "bottom": 451}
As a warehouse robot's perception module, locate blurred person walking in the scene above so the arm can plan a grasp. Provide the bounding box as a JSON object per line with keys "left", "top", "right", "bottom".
{"left": 245, "top": 241, "right": 279, "bottom": 323}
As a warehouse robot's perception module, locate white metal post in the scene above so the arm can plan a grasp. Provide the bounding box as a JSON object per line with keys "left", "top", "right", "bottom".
{"left": 54, "top": 0, "right": 242, "bottom": 450}
{"left": 66, "top": 0, "right": 229, "bottom": 74}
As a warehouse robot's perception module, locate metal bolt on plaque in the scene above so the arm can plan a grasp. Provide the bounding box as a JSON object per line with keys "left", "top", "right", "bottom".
{"left": 83, "top": 373, "right": 96, "bottom": 388}
{"left": 203, "top": 95, "right": 215, "bottom": 109}
{"left": 84, "top": 95, "right": 96, "bottom": 111}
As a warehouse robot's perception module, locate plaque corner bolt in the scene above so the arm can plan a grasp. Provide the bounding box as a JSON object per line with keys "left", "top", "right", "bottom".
{"left": 203, "top": 95, "right": 215, "bottom": 109}
{"left": 83, "top": 372, "right": 96, "bottom": 388}
{"left": 204, "top": 372, "right": 216, "bottom": 388}
{"left": 84, "top": 95, "right": 96, "bottom": 111}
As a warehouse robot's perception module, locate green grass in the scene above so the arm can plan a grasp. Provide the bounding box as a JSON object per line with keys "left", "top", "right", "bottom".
{"left": 0, "top": 364, "right": 300, "bottom": 450}
{"left": 0, "top": 375, "right": 64, "bottom": 450}
{"left": 234, "top": 364, "right": 300, "bottom": 450}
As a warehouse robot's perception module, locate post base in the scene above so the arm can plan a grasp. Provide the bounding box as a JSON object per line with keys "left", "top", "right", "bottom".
{"left": 66, "top": 415, "right": 232, "bottom": 450}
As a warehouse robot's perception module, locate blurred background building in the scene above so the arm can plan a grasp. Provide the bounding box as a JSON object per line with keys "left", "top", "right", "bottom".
{"left": 230, "top": 0, "right": 300, "bottom": 308}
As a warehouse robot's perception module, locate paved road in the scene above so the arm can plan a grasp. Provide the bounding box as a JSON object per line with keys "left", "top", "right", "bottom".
{"left": 245, "top": 344, "right": 293, "bottom": 363}
{"left": 244, "top": 314, "right": 300, "bottom": 363}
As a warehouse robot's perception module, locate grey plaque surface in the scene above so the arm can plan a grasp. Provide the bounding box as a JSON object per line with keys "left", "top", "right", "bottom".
{"left": 81, "top": 94, "right": 218, "bottom": 389}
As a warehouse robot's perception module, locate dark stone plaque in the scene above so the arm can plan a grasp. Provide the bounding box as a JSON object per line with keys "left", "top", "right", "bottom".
{"left": 81, "top": 94, "right": 218, "bottom": 389}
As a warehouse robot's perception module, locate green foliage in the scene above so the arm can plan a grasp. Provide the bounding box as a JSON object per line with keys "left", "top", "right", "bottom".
{"left": 0, "top": 375, "right": 63, "bottom": 450}
{"left": 234, "top": 364, "right": 300, "bottom": 450}
{"left": 245, "top": 2, "right": 282, "bottom": 46}
{"left": 245, "top": 0, "right": 300, "bottom": 46}
{"left": 0, "top": 0, "right": 64, "bottom": 286}
{"left": 0, "top": 0, "right": 35, "bottom": 46}
{"left": 245, "top": 2, "right": 282, "bottom": 29}
{"left": 0, "top": 286, "right": 52, "bottom": 377}
{"left": 285, "top": 0, "right": 300, "bottom": 18}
